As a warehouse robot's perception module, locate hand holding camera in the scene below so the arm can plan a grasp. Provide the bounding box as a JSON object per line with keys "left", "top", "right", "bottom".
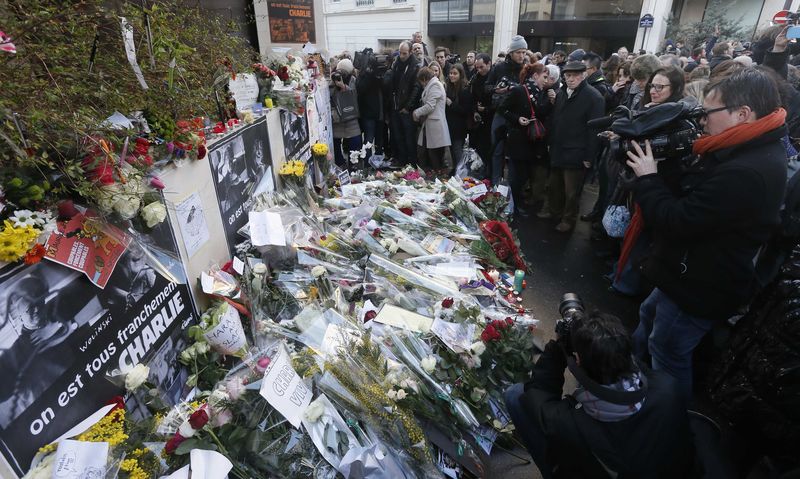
{"left": 555, "top": 293, "right": 586, "bottom": 354}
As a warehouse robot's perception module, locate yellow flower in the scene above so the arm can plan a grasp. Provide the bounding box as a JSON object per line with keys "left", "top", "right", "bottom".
{"left": 312, "top": 143, "right": 329, "bottom": 156}
{"left": 0, "top": 220, "right": 39, "bottom": 262}
{"left": 76, "top": 408, "right": 128, "bottom": 446}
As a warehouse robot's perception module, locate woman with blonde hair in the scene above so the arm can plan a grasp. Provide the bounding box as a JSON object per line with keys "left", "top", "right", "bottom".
{"left": 429, "top": 62, "right": 446, "bottom": 84}
{"left": 684, "top": 79, "right": 708, "bottom": 105}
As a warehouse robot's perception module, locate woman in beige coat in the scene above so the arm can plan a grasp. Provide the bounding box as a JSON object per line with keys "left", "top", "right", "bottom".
{"left": 413, "top": 67, "right": 451, "bottom": 170}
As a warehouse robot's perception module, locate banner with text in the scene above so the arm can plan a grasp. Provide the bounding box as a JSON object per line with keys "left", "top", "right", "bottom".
{"left": 267, "top": 0, "right": 316, "bottom": 44}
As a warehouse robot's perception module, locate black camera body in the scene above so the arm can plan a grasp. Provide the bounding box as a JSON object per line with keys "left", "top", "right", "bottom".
{"left": 448, "top": 53, "right": 461, "bottom": 65}
{"left": 354, "top": 48, "right": 390, "bottom": 78}
{"left": 331, "top": 71, "right": 343, "bottom": 83}
{"left": 591, "top": 103, "right": 704, "bottom": 165}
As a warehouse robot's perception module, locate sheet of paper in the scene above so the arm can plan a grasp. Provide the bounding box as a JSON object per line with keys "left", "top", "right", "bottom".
{"left": 232, "top": 256, "right": 245, "bottom": 274}
{"left": 337, "top": 169, "right": 351, "bottom": 186}
{"left": 176, "top": 192, "right": 210, "bottom": 257}
{"left": 373, "top": 304, "right": 433, "bottom": 333}
{"left": 259, "top": 343, "right": 312, "bottom": 428}
{"left": 340, "top": 183, "right": 366, "bottom": 197}
{"left": 189, "top": 449, "right": 233, "bottom": 479}
{"left": 421, "top": 234, "right": 456, "bottom": 254}
{"left": 200, "top": 271, "right": 215, "bottom": 294}
{"left": 431, "top": 317, "right": 475, "bottom": 352}
{"left": 160, "top": 465, "right": 189, "bottom": 479}
{"left": 203, "top": 303, "right": 246, "bottom": 355}
{"left": 320, "top": 323, "right": 361, "bottom": 356}
{"left": 429, "top": 261, "right": 476, "bottom": 280}
{"left": 465, "top": 183, "right": 488, "bottom": 199}
{"left": 53, "top": 439, "right": 109, "bottom": 479}
{"left": 496, "top": 184, "right": 509, "bottom": 197}
{"left": 103, "top": 111, "right": 134, "bottom": 130}
{"left": 249, "top": 210, "right": 286, "bottom": 246}
{"left": 228, "top": 73, "right": 259, "bottom": 112}
{"left": 471, "top": 425, "right": 498, "bottom": 456}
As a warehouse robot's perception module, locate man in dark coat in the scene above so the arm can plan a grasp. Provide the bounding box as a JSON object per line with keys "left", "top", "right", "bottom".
{"left": 538, "top": 61, "right": 604, "bottom": 232}
{"left": 469, "top": 53, "right": 494, "bottom": 179}
{"left": 357, "top": 56, "right": 386, "bottom": 162}
{"left": 387, "top": 41, "right": 421, "bottom": 166}
{"left": 625, "top": 68, "right": 788, "bottom": 400}
{"left": 505, "top": 313, "right": 696, "bottom": 479}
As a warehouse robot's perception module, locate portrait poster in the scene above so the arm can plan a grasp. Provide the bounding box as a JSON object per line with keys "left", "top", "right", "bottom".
{"left": 280, "top": 109, "right": 311, "bottom": 162}
{"left": 206, "top": 116, "right": 273, "bottom": 255}
{"left": 267, "top": 0, "right": 316, "bottom": 44}
{"left": 0, "top": 211, "right": 195, "bottom": 476}
{"left": 313, "top": 80, "right": 334, "bottom": 151}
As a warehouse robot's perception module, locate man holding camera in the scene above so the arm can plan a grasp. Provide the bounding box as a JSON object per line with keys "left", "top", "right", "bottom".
{"left": 624, "top": 68, "right": 788, "bottom": 401}
{"left": 505, "top": 310, "right": 696, "bottom": 478}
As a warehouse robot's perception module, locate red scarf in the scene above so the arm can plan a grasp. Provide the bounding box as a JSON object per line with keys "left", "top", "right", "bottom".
{"left": 616, "top": 108, "right": 786, "bottom": 281}
{"left": 693, "top": 108, "right": 786, "bottom": 155}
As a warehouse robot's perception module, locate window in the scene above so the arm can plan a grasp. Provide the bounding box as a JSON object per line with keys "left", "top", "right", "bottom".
{"left": 429, "top": 0, "right": 470, "bottom": 22}
{"left": 472, "top": 0, "right": 495, "bottom": 21}
{"left": 356, "top": 0, "right": 375, "bottom": 6}
{"left": 551, "top": 0, "right": 642, "bottom": 20}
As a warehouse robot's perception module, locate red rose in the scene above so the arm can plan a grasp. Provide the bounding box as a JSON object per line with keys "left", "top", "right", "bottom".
{"left": 106, "top": 395, "right": 126, "bottom": 412}
{"left": 371, "top": 228, "right": 381, "bottom": 238}
{"left": 399, "top": 207, "right": 413, "bottom": 216}
{"left": 481, "top": 324, "right": 500, "bottom": 342}
{"left": 441, "top": 297, "right": 454, "bottom": 308}
{"left": 221, "top": 260, "right": 236, "bottom": 275}
{"left": 278, "top": 66, "right": 290, "bottom": 81}
{"left": 189, "top": 408, "right": 209, "bottom": 429}
{"left": 197, "top": 144, "right": 207, "bottom": 160}
{"left": 506, "top": 317, "right": 514, "bottom": 326}
{"left": 165, "top": 433, "right": 186, "bottom": 455}
{"left": 482, "top": 179, "right": 492, "bottom": 188}
{"left": 364, "top": 310, "right": 377, "bottom": 322}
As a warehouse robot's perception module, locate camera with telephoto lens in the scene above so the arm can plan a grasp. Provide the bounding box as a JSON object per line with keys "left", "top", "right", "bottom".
{"left": 354, "top": 48, "right": 390, "bottom": 78}
{"left": 448, "top": 53, "right": 461, "bottom": 64}
{"left": 331, "top": 71, "right": 342, "bottom": 83}
{"left": 555, "top": 293, "right": 586, "bottom": 353}
{"left": 589, "top": 102, "right": 704, "bottom": 166}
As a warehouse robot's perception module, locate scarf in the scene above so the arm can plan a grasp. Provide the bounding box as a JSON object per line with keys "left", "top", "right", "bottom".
{"left": 616, "top": 108, "right": 787, "bottom": 280}
{"left": 573, "top": 372, "right": 645, "bottom": 422}
{"left": 693, "top": 108, "right": 786, "bottom": 155}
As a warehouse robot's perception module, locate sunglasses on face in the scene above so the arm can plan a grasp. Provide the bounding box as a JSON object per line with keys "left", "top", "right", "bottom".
{"left": 648, "top": 83, "right": 670, "bottom": 92}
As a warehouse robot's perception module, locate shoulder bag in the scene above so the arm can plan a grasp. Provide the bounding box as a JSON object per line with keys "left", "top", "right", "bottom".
{"left": 523, "top": 85, "right": 546, "bottom": 141}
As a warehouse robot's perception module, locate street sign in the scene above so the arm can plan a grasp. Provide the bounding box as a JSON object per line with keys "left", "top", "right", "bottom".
{"left": 773, "top": 10, "right": 792, "bottom": 25}
{"left": 639, "top": 14, "right": 655, "bottom": 28}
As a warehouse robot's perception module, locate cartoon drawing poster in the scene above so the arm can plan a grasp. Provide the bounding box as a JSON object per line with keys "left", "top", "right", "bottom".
{"left": 43, "top": 212, "right": 131, "bottom": 288}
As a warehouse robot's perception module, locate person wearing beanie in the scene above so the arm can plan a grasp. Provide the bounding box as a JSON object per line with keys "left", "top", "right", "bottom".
{"left": 484, "top": 35, "right": 528, "bottom": 185}
{"left": 568, "top": 48, "right": 586, "bottom": 62}
{"left": 336, "top": 58, "right": 354, "bottom": 75}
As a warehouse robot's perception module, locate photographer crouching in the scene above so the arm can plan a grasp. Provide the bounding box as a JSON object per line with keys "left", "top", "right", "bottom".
{"left": 505, "top": 295, "right": 696, "bottom": 478}
{"left": 624, "top": 68, "right": 788, "bottom": 401}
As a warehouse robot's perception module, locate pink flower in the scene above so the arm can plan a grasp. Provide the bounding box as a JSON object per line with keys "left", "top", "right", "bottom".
{"left": 150, "top": 176, "right": 165, "bottom": 190}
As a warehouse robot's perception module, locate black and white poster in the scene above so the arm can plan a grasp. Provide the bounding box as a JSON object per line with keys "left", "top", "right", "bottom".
{"left": 0, "top": 214, "right": 195, "bottom": 476}
{"left": 207, "top": 116, "right": 274, "bottom": 255}
{"left": 280, "top": 109, "right": 311, "bottom": 162}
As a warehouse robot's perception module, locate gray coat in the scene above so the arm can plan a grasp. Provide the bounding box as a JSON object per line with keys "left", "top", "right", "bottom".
{"left": 414, "top": 78, "right": 451, "bottom": 149}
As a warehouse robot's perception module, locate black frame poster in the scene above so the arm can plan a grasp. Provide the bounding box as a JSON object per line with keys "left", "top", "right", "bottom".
{"left": 280, "top": 109, "right": 311, "bottom": 162}
{"left": 207, "top": 116, "right": 274, "bottom": 255}
{"left": 0, "top": 213, "right": 195, "bottom": 475}
{"left": 267, "top": 0, "right": 316, "bottom": 44}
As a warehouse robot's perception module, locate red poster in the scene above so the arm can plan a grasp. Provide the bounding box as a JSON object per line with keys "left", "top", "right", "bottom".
{"left": 43, "top": 212, "right": 131, "bottom": 288}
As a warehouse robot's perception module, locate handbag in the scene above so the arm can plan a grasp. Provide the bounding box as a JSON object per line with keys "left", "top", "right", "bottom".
{"left": 602, "top": 186, "right": 632, "bottom": 238}
{"left": 334, "top": 88, "right": 360, "bottom": 122}
{"left": 523, "top": 85, "right": 546, "bottom": 141}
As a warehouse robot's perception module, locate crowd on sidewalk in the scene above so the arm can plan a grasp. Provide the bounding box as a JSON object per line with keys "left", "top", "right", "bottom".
{"left": 326, "top": 26, "right": 800, "bottom": 478}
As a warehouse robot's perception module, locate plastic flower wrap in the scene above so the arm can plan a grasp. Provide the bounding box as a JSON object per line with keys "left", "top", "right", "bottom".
{"left": 190, "top": 301, "right": 249, "bottom": 358}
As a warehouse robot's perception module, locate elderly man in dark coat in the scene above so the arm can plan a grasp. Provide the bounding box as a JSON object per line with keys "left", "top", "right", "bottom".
{"left": 538, "top": 61, "right": 604, "bottom": 232}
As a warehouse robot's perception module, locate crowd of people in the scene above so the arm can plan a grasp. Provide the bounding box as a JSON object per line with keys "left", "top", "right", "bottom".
{"left": 328, "top": 25, "right": 800, "bottom": 479}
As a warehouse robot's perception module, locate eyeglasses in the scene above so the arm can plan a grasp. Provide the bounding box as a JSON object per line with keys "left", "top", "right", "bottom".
{"left": 700, "top": 106, "right": 729, "bottom": 119}
{"left": 648, "top": 83, "right": 670, "bottom": 92}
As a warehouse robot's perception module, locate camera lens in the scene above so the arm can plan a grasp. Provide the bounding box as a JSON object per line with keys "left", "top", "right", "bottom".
{"left": 559, "top": 293, "right": 584, "bottom": 318}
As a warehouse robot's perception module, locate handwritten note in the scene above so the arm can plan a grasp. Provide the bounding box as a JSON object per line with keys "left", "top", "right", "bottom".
{"left": 259, "top": 343, "right": 311, "bottom": 428}
{"left": 249, "top": 210, "right": 286, "bottom": 246}
{"left": 53, "top": 439, "right": 109, "bottom": 479}
{"left": 203, "top": 303, "right": 246, "bottom": 355}
{"left": 373, "top": 304, "right": 433, "bottom": 333}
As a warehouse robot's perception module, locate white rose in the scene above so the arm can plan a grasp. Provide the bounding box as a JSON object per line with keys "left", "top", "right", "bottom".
{"left": 420, "top": 356, "right": 437, "bottom": 374}
{"left": 396, "top": 389, "right": 407, "bottom": 400}
{"left": 470, "top": 341, "right": 486, "bottom": 357}
{"left": 253, "top": 263, "right": 268, "bottom": 274}
{"left": 141, "top": 201, "right": 167, "bottom": 228}
{"left": 178, "top": 420, "right": 196, "bottom": 438}
{"left": 472, "top": 355, "right": 482, "bottom": 368}
{"left": 311, "top": 265, "right": 327, "bottom": 278}
{"left": 303, "top": 398, "right": 325, "bottom": 423}
{"left": 387, "top": 389, "right": 397, "bottom": 400}
{"left": 125, "top": 364, "right": 150, "bottom": 390}
{"left": 209, "top": 388, "right": 230, "bottom": 408}
{"left": 113, "top": 195, "right": 141, "bottom": 220}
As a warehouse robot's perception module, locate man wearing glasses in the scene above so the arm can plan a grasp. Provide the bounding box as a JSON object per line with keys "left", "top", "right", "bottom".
{"left": 624, "top": 68, "right": 788, "bottom": 402}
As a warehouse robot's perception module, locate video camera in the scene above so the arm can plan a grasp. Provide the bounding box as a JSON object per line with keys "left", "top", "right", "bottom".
{"left": 448, "top": 53, "right": 462, "bottom": 65}
{"left": 588, "top": 102, "right": 704, "bottom": 165}
{"left": 353, "top": 48, "right": 390, "bottom": 78}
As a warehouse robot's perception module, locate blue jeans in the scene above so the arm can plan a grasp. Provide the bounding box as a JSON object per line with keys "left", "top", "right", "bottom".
{"left": 633, "top": 288, "right": 714, "bottom": 401}
{"left": 504, "top": 383, "right": 553, "bottom": 479}
{"left": 490, "top": 113, "right": 507, "bottom": 186}
{"left": 390, "top": 110, "right": 417, "bottom": 166}
{"left": 360, "top": 118, "right": 384, "bottom": 160}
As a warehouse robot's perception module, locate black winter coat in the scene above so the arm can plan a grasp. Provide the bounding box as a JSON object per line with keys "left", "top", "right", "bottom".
{"left": 469, "top": 70, "right": 493, "bottom": 124}
{"left": 445, "top": 87, "right": 474, "bottom": 141}
{"left": 632, "top": 126, "right": 789, "bottom": 320}
{"left": 485, "top": 58, "right": 523, "bottom": 108}
{"left": 522, "top": 341, "right": 696, "bottom": 479}
{"left": 357, "top": 70, "right": 383, "bottom": 120}
{"left": 387, "top": 56, "right": 421, "bottom": 112}
{"left": 586, "top": 70, "right": 615, "bottom": 112}
{"left": 498, "top": 80, "right": 552, "bottom": 160}
{"left": 548, "top": 80, "right": 605, "bottom": 169}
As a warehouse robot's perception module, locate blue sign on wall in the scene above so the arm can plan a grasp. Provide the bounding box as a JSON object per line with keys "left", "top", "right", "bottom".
{"left": 639, "top": 14, "right": 654, "bottom": 28}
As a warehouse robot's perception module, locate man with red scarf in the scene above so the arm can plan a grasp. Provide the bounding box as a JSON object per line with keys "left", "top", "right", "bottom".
{"left": 624, "top": 68, "right": 788, "bottom": 402}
